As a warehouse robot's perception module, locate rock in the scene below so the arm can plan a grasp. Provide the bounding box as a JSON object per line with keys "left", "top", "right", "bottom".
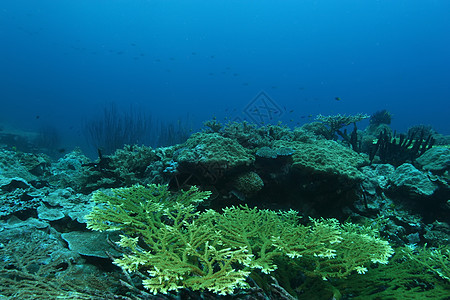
{"left": 416, "top": 147, "right": 450, "bottom": 175}
{"left": 41, "top": 189, "right": 94, "bottom": 223}
{"left": 0, "top": 149, "right": 46, "bottom": 183}
{"left": 37, "top": 204, "right": 66, "bottom": 221}
{"left": 61, "top": 231, "right": 121, "bottom": 258}
{"left": 361, "top": 164, "right": 395, "bottom": 196}
{"left": 48, "top": 149, "right": 91, "bottom": 191}
{"left": 389, "top": 163, "right": 438, "bottom": 197}
{"left": 0, "top": 179, "right": 41, "bottom": 217}
{"left": 406, "top": 232, "right": 421, "bottom": 244}
{"left": 356, "top": 165, "right": 396, "bottom": 213}
{"left": 178, "top": 133, "right": 254, "bottom": 168}
{"left": 274, "top": 139, "right": 368, "bottom": 183}
{"left": 177, "top": 132, "right": 254, "bottom": 182}
{"left": 0, "top": 177, "right": 31, "bottom": 192}
{"left": 0, "top": 216, "right": 49, "bottom": 243}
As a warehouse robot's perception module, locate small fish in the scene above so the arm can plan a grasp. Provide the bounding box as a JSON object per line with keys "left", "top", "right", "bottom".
{"left": 36, "top": 115, "right": 40, "bottom": 119}
{"left": 335, "top": 97, "right": 341, "bottom": 101}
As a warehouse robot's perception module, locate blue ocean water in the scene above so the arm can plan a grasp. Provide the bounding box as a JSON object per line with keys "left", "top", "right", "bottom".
{"left": 1, "top": 0, "right": 449, "bottom": 154}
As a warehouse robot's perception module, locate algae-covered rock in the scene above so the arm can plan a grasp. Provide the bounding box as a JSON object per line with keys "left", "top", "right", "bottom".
{"left": 355, "top": 164, "right": 396, "bottom": 213}
{"left": 389, "top": 163, "right": 438, "bottom": 197}
{"left": 109, "top": 145, "right": 159, "bottom": 183}
{"left": 274, "top": 139, "right": 368, "bottom": 182}
{"left": 37, "top": 205, "right": 66, "bottom": 221}
{"left": 0, "top": 176, "right": 41, "bottom": 217}
{"left": 219, "top": 121, "right": 294, "bottom": 149}
{"left": 416, "top": 147, "right": 450, "bottom": 175}
{"left": 0, "top": 149, "right": 41, "bottom": 183}
{"left": 1, "top": 215, "right": 48, "bottom": 232}
{"left": 48, "top": 149, "right": 91, "bottom": 191}
{"left": 61, "top": 231, "right": 121, "bottom": 258}
{"left": 178, "top": 133, "right": 254, "bottom": 168}
{"left": 41, "top": 188, "right": 94, "bottom": 223}
{"left": 50, "top": 147, "right": 152, "bottom": 193}
{"left": 177, "top": 132, "right": 254, "bottom": 182}
{"left": 0, "top": 177, "right": 31, "bottom": 192}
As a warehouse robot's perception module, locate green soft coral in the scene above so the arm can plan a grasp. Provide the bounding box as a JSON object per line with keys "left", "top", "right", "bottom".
{"left": 86, "top": 184, "right": 394, "bottom": 295}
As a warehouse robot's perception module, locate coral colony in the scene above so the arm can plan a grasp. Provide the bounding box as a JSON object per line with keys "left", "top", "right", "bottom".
{"left": 0, "top": 115, "right": 449, "bottom": 299}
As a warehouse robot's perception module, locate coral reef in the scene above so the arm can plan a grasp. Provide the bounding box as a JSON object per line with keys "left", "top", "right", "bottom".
{"left": 0, "top": 118, "right": 449, "bottom": 299}
{"left": 86, "top": 184, "right": 394, "bottom": 296}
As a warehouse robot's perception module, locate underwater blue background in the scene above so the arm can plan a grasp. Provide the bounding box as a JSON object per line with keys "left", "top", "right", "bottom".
{"left": 1, "top": 0, "right": 449, "bottom": 154}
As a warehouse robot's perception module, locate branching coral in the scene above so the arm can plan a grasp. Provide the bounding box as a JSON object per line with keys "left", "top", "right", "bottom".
{"left": 315, "top": 113, "right": 369, "bottom": 141}
{"left": 86, "top": 184, "right": 395, "bottom": 296}
{"left": 316, "top": 113, "right": 369, "bottom": 131}
{"left": 403, "top": 244, "right": 450, "bottom": 282}
{"left": 87, "top": 185, "right": 252, "bottom": 295}
{"left": 369, "top": 109, "right": 392, "bottom": 126}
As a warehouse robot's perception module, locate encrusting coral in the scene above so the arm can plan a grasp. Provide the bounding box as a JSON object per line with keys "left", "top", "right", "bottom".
{"left": 86, "top": 184, "right": 394, "bottom": 296}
